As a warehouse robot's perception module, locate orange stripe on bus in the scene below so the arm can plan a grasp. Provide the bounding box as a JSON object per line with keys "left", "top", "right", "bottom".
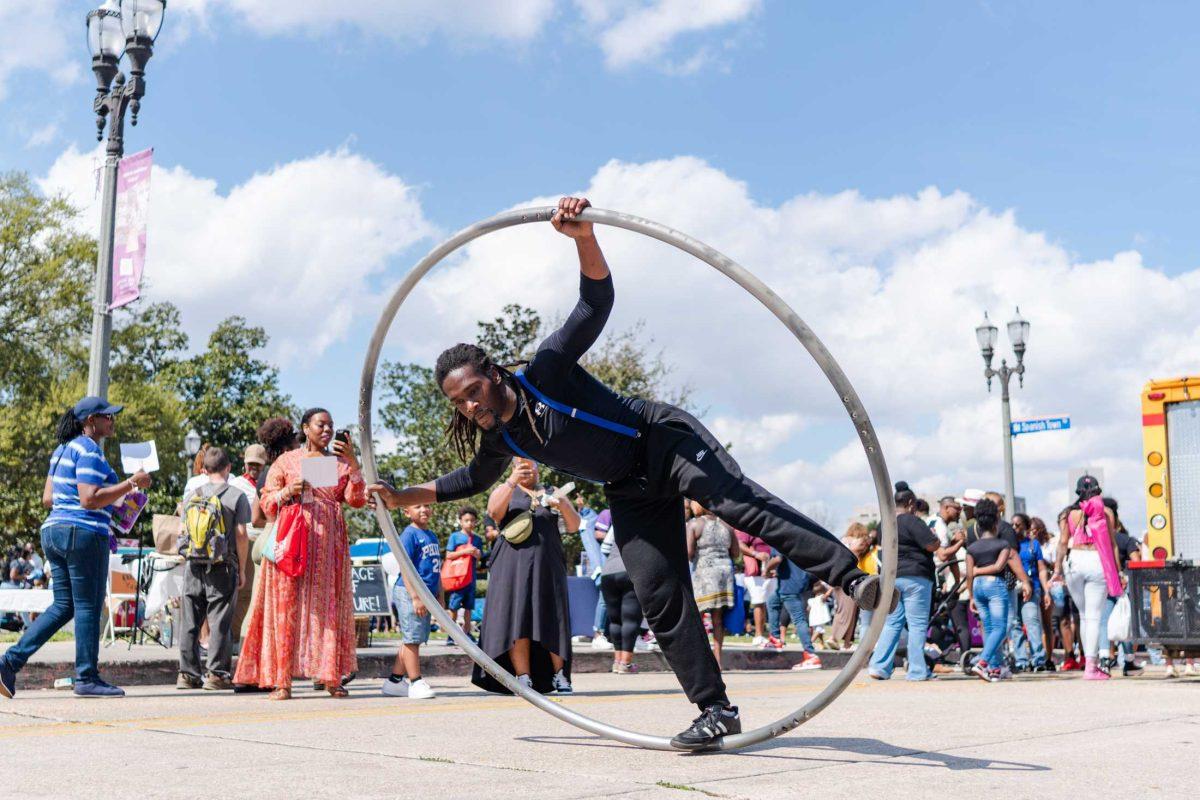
{"left": 1143, "top": 413, "right": 1164, "bottom": 426}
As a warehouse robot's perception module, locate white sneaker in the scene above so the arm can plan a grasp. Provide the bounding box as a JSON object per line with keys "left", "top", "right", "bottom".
{"left": 751, "top": 636, "right": 766, "bottom": 647}
{"left": 516, "top": 674, "right": 534, "bottom": 691}
{"left": 1186, "top": 663, "right": 1199, "bottom": 677}
{"left": 407, "top": 678, "right": 436, "bottom": 700}
{"left": 551, "top": 670, "right": 573, "bottom": 694}
{"left": 591, "top": 634, "right": 614, "bottom": 651}
{"left": 635, "top": 633, "right": 660, "bottom": 652}
{"left": 1165, "top": 665, "right": 1179, "bottom": 679}
{"left": 380, "top": 678, "right": 409, "bottom": 697}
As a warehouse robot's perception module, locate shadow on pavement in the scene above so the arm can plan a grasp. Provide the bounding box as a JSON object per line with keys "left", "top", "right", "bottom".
{"left": 519, "top": 733, "right": 1048, "bottom": 772}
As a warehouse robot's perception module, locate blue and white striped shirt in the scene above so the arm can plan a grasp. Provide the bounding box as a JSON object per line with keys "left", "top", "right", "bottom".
{"left": 43, "top": 435, "right": 119, "bottom": 535}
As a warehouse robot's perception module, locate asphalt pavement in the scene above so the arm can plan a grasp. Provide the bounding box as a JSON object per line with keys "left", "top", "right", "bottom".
{"left": 2, "top": 665, "right": 1195, "bottom": 799}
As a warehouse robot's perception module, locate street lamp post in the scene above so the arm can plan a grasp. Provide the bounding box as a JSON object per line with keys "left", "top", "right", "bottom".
{"left": 85, "top": 0, "right": 167, "bottom": 400}
{"left": 976, "top": 308, "right": 1031, "bottom": 520}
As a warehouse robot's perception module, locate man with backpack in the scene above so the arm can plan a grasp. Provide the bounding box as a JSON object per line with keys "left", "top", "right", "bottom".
{"left": 177, "top": 447, "right": 250, "bottom": 691}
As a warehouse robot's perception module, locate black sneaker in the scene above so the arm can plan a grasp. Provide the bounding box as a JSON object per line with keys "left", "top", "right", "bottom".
{"left": 1122, "top": 661, "right": 1144, "bottom": 677}
{"left": 850, "top": 575, "right": 899, "bottom": 613}
{"left": 0, "top": 659, "right": 15, "bottom": 699}
{"left": 671, "top": 704, "right": 741, "bottom": 751}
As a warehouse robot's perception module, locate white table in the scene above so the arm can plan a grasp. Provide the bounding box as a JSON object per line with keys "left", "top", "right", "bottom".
{"left": 0, "top": 589, "right": 53, "bottom": 614}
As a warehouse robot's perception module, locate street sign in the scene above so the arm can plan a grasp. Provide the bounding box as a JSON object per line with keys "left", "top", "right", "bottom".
{"left": 1011, "top": 416, "right": 1071, "bottom": 436}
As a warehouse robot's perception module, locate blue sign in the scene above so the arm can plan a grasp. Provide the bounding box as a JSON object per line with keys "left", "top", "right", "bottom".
{"left": 1011, "top": 416, "right": 1071, "bottom": 436}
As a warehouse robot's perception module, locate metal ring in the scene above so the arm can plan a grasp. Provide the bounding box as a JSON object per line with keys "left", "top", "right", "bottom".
{"left": 358, "top": 206, "right": 897, "bottom": 751}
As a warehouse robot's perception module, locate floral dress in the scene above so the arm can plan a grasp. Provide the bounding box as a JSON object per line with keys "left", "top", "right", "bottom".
{"left": 689, "top": 515, "right": 735, "bottom": 612}
{"left": 234, "top": 449, "right": 366, "bottom": 689}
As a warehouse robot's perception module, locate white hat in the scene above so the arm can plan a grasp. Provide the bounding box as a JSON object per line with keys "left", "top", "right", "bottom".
{"left": 959, "top": 488, "right": 986, "bottom": 507}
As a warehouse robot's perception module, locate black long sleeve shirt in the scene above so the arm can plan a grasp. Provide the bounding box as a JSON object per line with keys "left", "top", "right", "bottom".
{"left": 434, "top": 273, "right": 647, "bottom": 501}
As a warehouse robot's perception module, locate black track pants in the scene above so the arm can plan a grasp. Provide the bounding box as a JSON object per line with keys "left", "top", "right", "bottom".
{"left": 606, "top": 403, "right": 864, "bottom": 710}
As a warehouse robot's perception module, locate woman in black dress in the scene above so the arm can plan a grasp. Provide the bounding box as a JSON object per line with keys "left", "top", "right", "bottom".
{"left": 472, "top": 458, "right": 579, "bottom": 695}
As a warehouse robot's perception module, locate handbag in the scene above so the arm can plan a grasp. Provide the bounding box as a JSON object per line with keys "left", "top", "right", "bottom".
{"left": 152, "top": 514, "right": 181, "bottom": 555}
{"left": 1107, "top": 594, "right": 1132, "bottom": 641}
{"left": 273, "top": 505, "right": 309, "bottom": 577}
{"left": 501, "top": 511, "right": 534, "bottom": 545}
{"left": 441, "top": 544, "right": 475, "bottom": 592}
{"left": 807, "top": 596, "right": 832, "bottom": 627}
{"left": 252, "top": 519, "right": 278, "bottom": 565}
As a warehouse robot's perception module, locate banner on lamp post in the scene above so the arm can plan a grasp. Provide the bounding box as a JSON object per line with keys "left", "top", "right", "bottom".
{"left": 109, "top": 148, "right": 153, "bottom": 310}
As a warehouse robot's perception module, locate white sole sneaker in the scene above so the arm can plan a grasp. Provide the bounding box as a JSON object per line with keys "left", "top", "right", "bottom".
{"left": 408, "top": 679, "right": 436, "bottom": 700}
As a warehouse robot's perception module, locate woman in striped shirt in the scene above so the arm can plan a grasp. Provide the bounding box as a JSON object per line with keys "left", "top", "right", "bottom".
{"left": 0, "top": 397, "right": 151, "bottom": 700}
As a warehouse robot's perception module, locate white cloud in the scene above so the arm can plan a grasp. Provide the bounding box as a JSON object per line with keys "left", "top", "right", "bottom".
{"left": 170, "top": 0, "right": 757, "bottom": 73}
{"left": 0, "top": 1, "right": 81, "bottom": 103}
{"left": 395, "top": 156, "right": 1199, "bottom": 533}
{"left": 24, "top": 122, "right": 60, "bottom": 149}
{"left": 582, "top": 0, "right": 761, "bottom": 70}
{"left": 39, "top": 145, "right": 436, "bottom": 367}
{"left": 172, "top": 0, "right": 557, "bottom": 43}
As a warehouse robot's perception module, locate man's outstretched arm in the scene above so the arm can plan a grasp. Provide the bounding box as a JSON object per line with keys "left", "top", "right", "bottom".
{"left": 369, "top": 450, "right": 509, "bottom": 509}
{"left": 535, "top": 197, "right": 613, "bottom": 365}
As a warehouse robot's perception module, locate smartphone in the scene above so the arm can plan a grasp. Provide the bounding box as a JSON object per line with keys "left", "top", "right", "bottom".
{"left": 334, "top": 429, "right": 352, "bottom": 449}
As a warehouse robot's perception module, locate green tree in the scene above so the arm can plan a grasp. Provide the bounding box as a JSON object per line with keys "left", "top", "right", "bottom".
{"left": 168, "top": 316, "right": 295, "bottom": 458}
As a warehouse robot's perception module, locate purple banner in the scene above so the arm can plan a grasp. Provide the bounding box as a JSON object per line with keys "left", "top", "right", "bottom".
{"left": 110, "top": 148, "right": 153, "bottom": 310}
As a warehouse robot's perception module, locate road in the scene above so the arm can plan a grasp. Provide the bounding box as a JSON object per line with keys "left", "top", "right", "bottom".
{"left": 2, "top": 667, "right": 1195, "bottom": 799}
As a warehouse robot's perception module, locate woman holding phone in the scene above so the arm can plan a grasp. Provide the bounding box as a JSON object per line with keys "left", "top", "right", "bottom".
{"left": 235, "top": 409, "right": 366, "bottom": 699}
{"left": 1, "top": 397, "right": 152, "bottom": 700}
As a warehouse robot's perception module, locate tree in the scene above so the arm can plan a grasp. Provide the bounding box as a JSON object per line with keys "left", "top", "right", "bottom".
{"left": 0, "top": 172, "right": 93, "bottom": 404}
{"left": 168, "top": 316, "right": 295, "bottom": 458}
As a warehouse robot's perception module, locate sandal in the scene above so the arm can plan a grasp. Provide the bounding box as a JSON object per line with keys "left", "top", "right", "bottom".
{"left": 268, "top": 688, "right": 292, "bottom": 701}
{"left": 326, "top": 685, "right": 349, "bottom": 698}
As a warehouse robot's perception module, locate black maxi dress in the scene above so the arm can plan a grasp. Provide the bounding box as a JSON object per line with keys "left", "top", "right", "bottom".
{"left": 471, "top": 490, "right": 573, "bottom": 695}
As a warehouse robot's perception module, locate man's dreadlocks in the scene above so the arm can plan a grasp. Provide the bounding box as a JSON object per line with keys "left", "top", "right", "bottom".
{"left": 434, "top": 343, "right": 543, "bottom": 463}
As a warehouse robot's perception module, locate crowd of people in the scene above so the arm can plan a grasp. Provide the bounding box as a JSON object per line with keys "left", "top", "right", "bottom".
{"left": 2, "top": 397, "right": 1197, "bottom": 707}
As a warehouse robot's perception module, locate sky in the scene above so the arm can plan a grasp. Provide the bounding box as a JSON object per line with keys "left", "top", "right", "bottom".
{"left": 4, "top": 1, "right": 1199, "bottom": 532}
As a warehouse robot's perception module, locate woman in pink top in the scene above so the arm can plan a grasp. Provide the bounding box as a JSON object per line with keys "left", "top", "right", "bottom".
{"left": 1052, "top": 475, "right": 1122, "bottom": 680}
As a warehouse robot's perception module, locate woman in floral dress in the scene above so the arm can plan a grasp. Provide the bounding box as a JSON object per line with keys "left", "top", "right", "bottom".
{"left": 686, "top": 500, "right": 738, "bottom": 666}
{"left": 234, "top": 408, "right": 366, "bottom": 699}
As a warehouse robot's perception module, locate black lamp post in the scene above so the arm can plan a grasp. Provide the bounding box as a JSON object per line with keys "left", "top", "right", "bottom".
{"left": 85, "top": 0, "right": 166, "bottom": 400}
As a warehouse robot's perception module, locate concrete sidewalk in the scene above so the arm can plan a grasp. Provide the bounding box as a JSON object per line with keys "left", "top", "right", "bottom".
{"left": 0, "top": 666, "right": 1195, "bottom": 799}
{"left": 1, "top": 637, "right": 851, "bottom": 689}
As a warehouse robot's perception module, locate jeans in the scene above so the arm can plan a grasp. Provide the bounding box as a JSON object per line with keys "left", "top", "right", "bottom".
{"left": 767, "top": 591, "right": 816, "bottom": 652}
{"left": 868, "top": 576, "right": 932, "bottom": 680}
{"left": 0, "top": 524, "right": 108, "bottom": 682}
{"left": 1011, "top": 586, "right": 1047, "bottom": 667}
{"left": 1065, "top": 550, "right": 1108, "bottom": 660}
{"left": 974, "top": 576, "right": 1010, "bottom": 668}
{"left": 593, "top": 575, "right": 608, "bottom": 635}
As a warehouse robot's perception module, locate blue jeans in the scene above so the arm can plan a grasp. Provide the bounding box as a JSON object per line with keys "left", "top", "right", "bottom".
{"left": 868, "top": 576, "right": 932, "bottom": 680}
{"left": 593, "top": 576, "right": 608, "bottom": 635}
{"left": 767, "top": 591, "right": 815, "bottom": 652}
{"left": 1, "top": 524, "right": 108, "bottom": 682}
{"left": 1012, "top": 586, "right": 1046, "bottom": 667}
{"left": 974, "top": 576, "right": 1010, "bottom": 668}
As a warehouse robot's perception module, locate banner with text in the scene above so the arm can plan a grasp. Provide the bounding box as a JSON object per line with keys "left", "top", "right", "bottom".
{"left": 110, "top": 148, "right": 153, "bottom": 310}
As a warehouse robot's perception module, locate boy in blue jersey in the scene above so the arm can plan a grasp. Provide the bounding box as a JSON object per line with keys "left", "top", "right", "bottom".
{"left": 444, "top": 506, "right": 485, "bottom": 641}
{"left": 382, "top": 503, "right": 441, "bottom": 700}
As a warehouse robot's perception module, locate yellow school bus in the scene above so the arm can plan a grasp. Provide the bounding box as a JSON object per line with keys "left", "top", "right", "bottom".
{"left": 1142, "top": 376, "right": 1200, "bottom": 559}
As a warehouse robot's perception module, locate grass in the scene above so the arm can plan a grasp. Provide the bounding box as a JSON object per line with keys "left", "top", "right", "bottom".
{"left": 0, "top": 629, "right": 73, "bottom": 644}
{"left": 655, "top": 781, "right": 722, "bottom": 796}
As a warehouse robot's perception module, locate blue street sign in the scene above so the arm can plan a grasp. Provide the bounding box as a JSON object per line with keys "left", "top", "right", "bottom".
{"left": 1011, "top": 416, "right": 1071, "bottom": 436}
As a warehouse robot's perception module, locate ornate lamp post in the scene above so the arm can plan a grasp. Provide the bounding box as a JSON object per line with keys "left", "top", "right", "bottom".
{"left": 976, "top": 308, "right": 1031, "bottom": 519}
{"left": 85, "top": 0, "right": 167, "bottom": 399}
